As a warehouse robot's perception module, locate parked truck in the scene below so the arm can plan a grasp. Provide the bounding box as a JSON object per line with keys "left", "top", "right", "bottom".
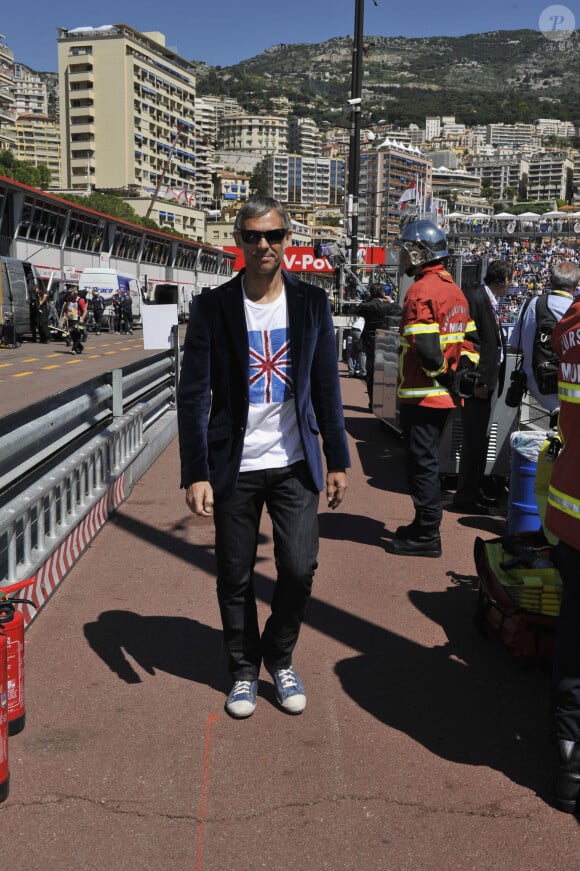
{"left": 0, "top": 256, "right": 42, "bottom": 343}
{"left": 78, "top": 268, "right": 143, "bottom": 329}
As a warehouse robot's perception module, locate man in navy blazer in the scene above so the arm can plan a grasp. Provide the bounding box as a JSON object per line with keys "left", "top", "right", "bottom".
{"left": 452, "top": 260, "right": 511, "bottom": 513}
{"left": 178, "top": 196, "right": 349, "bottom": 719}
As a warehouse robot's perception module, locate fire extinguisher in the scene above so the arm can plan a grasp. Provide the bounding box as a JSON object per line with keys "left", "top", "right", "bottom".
{"left": 0, "top": 598, "right": 35, "bottom": 737}
{"left": 0, "top": 633, "right": 9, "bottom": 802}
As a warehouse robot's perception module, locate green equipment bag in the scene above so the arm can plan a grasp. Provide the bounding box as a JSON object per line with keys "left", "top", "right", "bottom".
{"left": 473, "top": 532, "right": 561, "bottom": 665}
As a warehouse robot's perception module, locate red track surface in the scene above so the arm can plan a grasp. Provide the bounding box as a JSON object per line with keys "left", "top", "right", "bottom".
{"left": 1, "top": 368, "right": 578, "bottom": 869}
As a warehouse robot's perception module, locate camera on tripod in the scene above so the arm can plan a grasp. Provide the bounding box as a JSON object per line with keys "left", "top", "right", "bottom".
{"left": 505, "top": 366, "right": 528, "bottom": 408}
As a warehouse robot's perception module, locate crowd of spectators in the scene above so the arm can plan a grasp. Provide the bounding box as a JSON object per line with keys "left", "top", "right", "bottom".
{"left": 458, "top": 239, "right": 580, "bottom": 325}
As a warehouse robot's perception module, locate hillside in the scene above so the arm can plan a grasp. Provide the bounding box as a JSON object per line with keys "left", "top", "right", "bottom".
{"left": 196, "top": 29, "right": 580, "bottom": 128}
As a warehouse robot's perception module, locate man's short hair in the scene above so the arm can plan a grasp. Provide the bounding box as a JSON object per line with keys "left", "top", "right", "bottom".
{"left": 484, "top": 260, "right": 512, "bottom": 286}
{"left": 368, "top": 282, "right": 386, "bottom": 299}
{"left": 234, "top": 196, "right": 292, "bottom": 232}
{"left": 550, "top": 260, "right": 580, "bottom": 293}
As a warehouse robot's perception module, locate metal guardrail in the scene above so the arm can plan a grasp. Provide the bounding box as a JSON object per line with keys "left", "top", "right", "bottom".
{"left": 0, "top": 349, "right": 177, "bottom": 494}
{"left": 0, "top": 344, "right": 180, "bottom": 586}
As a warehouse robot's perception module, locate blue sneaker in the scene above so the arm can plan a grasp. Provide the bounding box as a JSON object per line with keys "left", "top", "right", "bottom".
{"left": 225, "top": 679, "right": 258, "bottom": 718}
{"left": 268, "top": 666, "right": 306, "bottom": 714}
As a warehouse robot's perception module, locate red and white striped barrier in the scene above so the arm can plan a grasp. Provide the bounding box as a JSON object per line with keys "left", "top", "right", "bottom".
{"left": 1, "top": 473, "right": 126, "bottom": 627}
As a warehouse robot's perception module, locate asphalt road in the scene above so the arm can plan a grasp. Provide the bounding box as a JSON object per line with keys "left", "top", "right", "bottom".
{"left": 0, "top": 371, "right": 578, "bottom": 869}
{"left": 0, "top": 326, "right": 185, "bottom": 420}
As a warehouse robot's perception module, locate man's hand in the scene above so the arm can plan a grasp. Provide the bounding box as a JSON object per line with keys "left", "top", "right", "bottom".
{"left": 185, "top": 481, "right": 214, "bottom": 517}
{"left": 326, "top": 471, "right": 347, "bottom": 510}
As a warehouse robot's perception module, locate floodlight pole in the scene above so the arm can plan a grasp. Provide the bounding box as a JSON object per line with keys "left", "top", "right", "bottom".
{"left": 347, "top": 0, "right": 364, "bottom": 270}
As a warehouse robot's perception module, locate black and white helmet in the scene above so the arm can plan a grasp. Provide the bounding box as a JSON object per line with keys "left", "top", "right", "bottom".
{"left": 396, "top": 220, "right": 449, "bottom": 273}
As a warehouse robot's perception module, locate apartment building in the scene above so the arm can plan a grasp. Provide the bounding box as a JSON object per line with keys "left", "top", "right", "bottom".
{"left": 535, "top": 118, "right": 577, "bottom": 139}
{"left": 526, "top": 151, "right": 574, "bottom": 202}
{"left": 218, "top": 114, "right": 289, "bottom": 155}
{"left": 265, "top": 154, "right": 344, "bottom": 209}
{"left": 288, "top": 118, "right": 320, "bottom": 158}
{"left": 358, "top": 141, "right": 431, "bottom": 246}
{"left": 486, "top": 123, "right": 538, "bottom": 148}
{"left": 467, "top": 154, "right": 530, "bottom": 200}
{"left": 14, "top": 114, "right": 61, "bottom": 188}
{"left": 13, "top": 64, "right": 48, "bottom": 116}
{"left": 211, "top": 169, "right": 251, "bottom": 207}
{"left": 57, "top": 24, "right": 210, "bottom": 204}
{"left": 0, "top": 35, "right": 17, "bottom": 150}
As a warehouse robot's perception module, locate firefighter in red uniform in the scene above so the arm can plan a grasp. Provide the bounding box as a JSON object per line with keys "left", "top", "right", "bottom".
{"left": 545, "top": 291, "right": 580, "bottom": 814}
{"left": 385, "top": 220, "right": 478, "bottom": 558}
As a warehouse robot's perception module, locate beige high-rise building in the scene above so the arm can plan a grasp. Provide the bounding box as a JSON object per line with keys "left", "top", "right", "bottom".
{"left": 218, "top": 114, "right": 289, "bottom": 155}
{"left": 57, "top": 24, "right": 208, "bottom": 203}
{"left": 14, "top": 114, "right": 61, "bottom": 188}
{"left": 0, "top": 34, "right": 17, "bottom": 151}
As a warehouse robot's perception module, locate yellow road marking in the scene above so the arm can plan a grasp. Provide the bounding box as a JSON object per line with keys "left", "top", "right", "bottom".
{"left": 42, "top": 365, "right": 60, "bottom": 370}
{"left": 0, "top": 363, "right": 13, "bottom": 368}
{"left": 104, "top": 351, "right": 116, "bottom": 355}
{"left": 66, "top": 359, "right": 83, "bottom": 364}
{"left": 21, "top": 357, "right": 38, "bottom": 363}
{"left": 13, "top": 371, "right": 33, "bottom": 377}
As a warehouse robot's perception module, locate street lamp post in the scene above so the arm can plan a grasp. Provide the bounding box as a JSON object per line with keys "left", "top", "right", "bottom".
{"left": 347, "top": 0, "right": 364, "bottom": 271}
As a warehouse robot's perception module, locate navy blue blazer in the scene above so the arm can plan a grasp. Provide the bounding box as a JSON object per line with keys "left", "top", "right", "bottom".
{"left": 177, "top": 270, "right": 350, "bottom": 498}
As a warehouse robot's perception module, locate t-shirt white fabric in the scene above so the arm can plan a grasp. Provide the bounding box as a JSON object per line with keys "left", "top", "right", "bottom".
{"left": 240, "top": 284, "right": 304, "bottom": 472}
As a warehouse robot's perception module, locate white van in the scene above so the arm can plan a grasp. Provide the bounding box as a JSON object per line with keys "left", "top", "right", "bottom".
{"left": 78, "top": 268, "right": 142, "bottom": 328}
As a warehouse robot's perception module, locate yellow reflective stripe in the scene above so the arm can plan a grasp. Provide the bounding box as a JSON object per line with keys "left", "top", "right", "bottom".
{"left": 466, "top": 320, "right": 476, "bottom": 332}
{"left": 403, "top": 323, "right": 440, "bottom": 336}
{"left": 548, "top": 484, "right": 580, "bottom": 519}
{"left": 463, "top": 351, "right": 480, "bottom": 363}
{"left": 441, "top": 332, "right": 465, "bottom": 344}
{"left": 559, "top": 381, "right": 580, "bottom": 403}
{"left": 398, "top": 386, "right": 449, "bottom": 398}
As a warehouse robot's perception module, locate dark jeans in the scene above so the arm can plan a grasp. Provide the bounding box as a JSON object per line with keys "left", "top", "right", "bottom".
{"left": 554, "top": 541, "right": 580, "bottom": 742}
{"left": 213, "top": 461, "right": 319, "bottom": 680}
{"left": 399, "top": 403, "right": 450, "bottom": 527}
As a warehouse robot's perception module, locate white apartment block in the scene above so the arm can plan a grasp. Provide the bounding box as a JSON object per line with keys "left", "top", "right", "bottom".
{"left": 486, "top": 123, "right": 538, "bottom": 148}
{"left": 13, "top": 64, "right": 48, "bottom": 116}
{"left": 526, "top": 151, "right": 574, "bottom": 202}
{"left": 467, "top": 154, "right": 529, "bottom": 199}
{"left": 265, "top": 154, "right": 344, "bottom": 208}
{"left": 218, "top": 114, "right": 289, "bottom": 155}
{"left": 288, "top": 118, "right": 320, "bottom": 158}
{"left": 425, "top": 116, "right": 441, "bottom": 141}
{"left": 535, "top": 118, "right": 577, "bottom": 139}
{"left": 57, "top": 24, "right": 210, "bottom": 205}
{"left": 0, "top": 35, "right": 17, "bottom": 150}
{"left": 14, "top": 114, "right": 61, "bottom": 188}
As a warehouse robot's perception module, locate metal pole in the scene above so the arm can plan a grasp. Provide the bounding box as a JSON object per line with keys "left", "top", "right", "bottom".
{"left": 347, "top": 0, "right": 364, "bottom": 271}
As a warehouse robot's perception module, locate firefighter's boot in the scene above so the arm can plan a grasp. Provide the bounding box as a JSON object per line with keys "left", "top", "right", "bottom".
{"left": 556, "top": 740, "right": 580, "bottom": 814}
{"left": 386, "top": 523, "right": 442, "bottom": 558}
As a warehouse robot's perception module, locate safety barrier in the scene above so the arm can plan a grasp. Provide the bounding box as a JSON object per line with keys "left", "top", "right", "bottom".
{"left": 0, "top": 347, "right": 180, "bottom": 610}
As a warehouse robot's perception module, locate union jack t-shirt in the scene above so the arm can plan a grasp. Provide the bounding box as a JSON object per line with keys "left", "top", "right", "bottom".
{"left": 240, "top": 285, "right": 304, "bottom": 471}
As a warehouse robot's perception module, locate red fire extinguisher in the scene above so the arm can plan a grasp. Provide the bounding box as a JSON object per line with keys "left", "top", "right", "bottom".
{"left": 0, "top": 633, "right": 9, "bottom": 802}
{"left": 0, "top": 598, "right": 35, "bottom": 737}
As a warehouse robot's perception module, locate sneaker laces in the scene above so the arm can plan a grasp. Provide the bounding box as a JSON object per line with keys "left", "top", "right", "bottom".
{"left": 230, "top": 680, "right": 253, "bottom": 698}
{"left": 277, "top": 668, "right": 300, "bottom": 690}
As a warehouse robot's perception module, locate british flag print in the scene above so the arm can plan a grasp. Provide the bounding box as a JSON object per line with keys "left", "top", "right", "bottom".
{"left": 248, "top": 328, "right": 294, "bottom": 403}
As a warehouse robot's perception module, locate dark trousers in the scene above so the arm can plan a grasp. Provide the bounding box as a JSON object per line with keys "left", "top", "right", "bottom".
{"left": 399, "top": 403, "right": 451, "bottom": 527}
{"left": 554, "top": 541, "right": 580, "bottom": 742}
{"left": 213, "top": 461, "right": 319, "bottom": 680}
{"left": 456, "top": 394, "right": 495, "bottom": 501}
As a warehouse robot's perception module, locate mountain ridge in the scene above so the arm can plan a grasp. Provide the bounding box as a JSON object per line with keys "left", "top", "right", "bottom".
{"left": 195, "top": 28, "right": 580, "bottom": 128}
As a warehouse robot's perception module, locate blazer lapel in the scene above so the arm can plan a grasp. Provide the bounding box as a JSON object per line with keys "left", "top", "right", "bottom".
{"left": 220, "top": 276, "right": 248, "bottom": 376}
{"left": 285, "top": 274, "right": 306, "bottom": 375}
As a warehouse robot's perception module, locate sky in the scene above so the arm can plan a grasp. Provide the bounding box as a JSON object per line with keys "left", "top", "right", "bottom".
{"left": 1, "top": 1, "right": 576, "bottom": 73}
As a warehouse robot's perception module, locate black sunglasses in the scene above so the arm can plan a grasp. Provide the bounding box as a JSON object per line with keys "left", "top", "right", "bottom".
{"left": 238, "top": 228, "right": 287, "bottom": 245}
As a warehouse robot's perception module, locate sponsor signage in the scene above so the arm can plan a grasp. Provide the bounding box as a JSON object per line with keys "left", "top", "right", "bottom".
{"left": 223, "top": 245, "right": 386, "bottom": 273}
